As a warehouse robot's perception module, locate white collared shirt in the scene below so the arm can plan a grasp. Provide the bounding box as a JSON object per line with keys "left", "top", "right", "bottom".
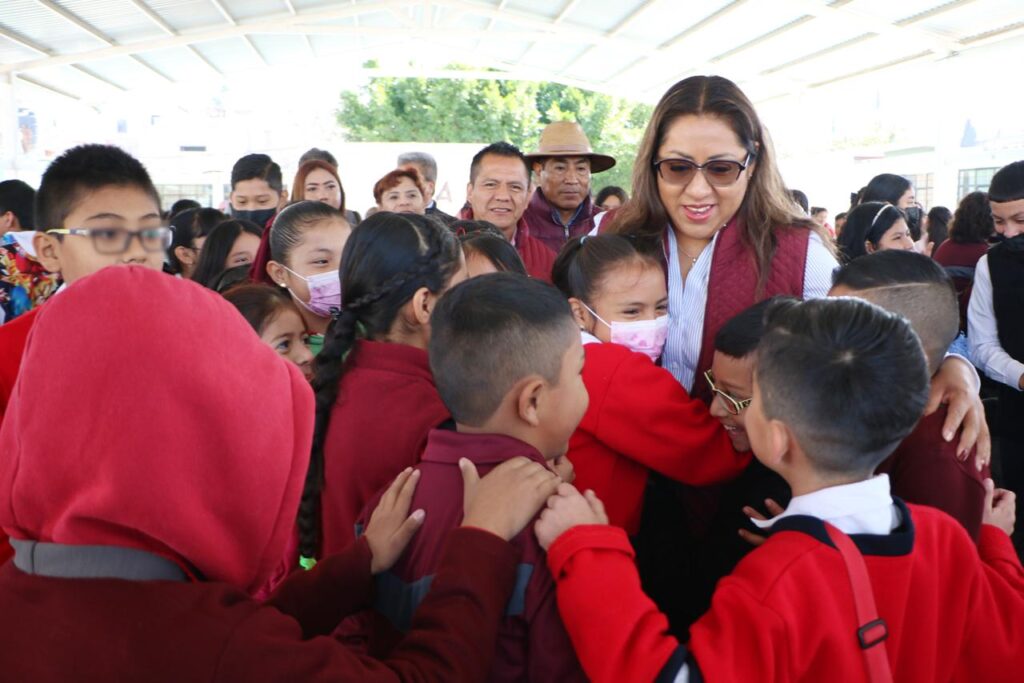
{"left": 750, "top": 474, "right": 900, "bottom": 535}
{"left": 663, "top": 227, "right": 839, "bottom": 391}
{"left": 671, "top": 474, "right": 900, "bottom": 683}
{"left": 968, "top": 253, "right": 1024, "bottom": 391}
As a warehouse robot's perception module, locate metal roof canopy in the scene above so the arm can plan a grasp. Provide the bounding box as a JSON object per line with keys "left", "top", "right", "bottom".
{"left": 0, "top": 0, "right": 1023, "bottom": 105}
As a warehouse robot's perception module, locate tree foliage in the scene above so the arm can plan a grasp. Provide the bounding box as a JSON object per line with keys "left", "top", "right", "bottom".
{"left": 337, "top": 65, "right": 653, "bottom": 191}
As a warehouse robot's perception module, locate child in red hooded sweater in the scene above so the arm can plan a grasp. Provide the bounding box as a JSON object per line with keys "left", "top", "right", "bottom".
{"left": 0, "top": 266, "right": 562, "bottom": 681}
{"left": 537, "top": 297, "right": 1024, "bottom": 682}
{"left": 550, "top": 234, "right": 749, "bottom": 535}
{"left": 0, "top": 144, "right": 170, "bottom": 565}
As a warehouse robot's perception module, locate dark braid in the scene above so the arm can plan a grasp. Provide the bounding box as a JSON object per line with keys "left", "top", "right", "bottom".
{"left": 296, "top": 212, "right": 461, "bottom": 566}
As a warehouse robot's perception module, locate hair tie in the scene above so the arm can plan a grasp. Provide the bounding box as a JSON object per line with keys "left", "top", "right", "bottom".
{"left": 298, "top": 555, "right": 317, "bottom": 571}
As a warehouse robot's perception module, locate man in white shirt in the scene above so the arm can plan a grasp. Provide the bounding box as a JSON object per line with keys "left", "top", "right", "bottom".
{"left": 968, "top": 160, "right": 1024, "bottom": 511}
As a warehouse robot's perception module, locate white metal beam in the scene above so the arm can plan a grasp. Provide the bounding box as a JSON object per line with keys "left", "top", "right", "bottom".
{"left": 15, "top": 73, "right": 80, "bottom": 101}
{"left": 126, "top": 0, "right": 223, "bottom": 76}
{"left": 0, "top": 23, "right": 126, "bottom": 91}
{"left": 208, "top": 0, "right": 269, "bottom": 66}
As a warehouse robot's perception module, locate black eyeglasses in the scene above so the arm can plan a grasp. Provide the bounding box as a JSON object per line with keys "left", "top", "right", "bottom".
{"left": 46, "top": 227, "right": 172, "bottom": 255}
{"left": 704, "top": 370, "right": 752, "bottom": 415}
{"left": 653, "top": 154, "right": 753, "bottom": 188}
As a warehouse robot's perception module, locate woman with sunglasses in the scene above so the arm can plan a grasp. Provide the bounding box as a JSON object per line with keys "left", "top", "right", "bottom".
{"left": 603, "top": 74, "right": 992, "bottom": 637}
{"left": 605, "top": 75, "right": 836, "bottom": 403}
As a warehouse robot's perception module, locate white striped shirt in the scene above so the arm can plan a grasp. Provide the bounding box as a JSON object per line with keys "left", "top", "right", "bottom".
{"left": 663, "top": 228, "right": 838, "bottom": 391}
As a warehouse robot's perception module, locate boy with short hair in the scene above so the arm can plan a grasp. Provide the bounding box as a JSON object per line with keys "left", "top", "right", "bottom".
{"left": 833, "top": 250, "right": 989, "bottom": 539}
{"left": 229, "top": 153, "right": 287, "bottom": 226}
{"left": 360, "top": 272, "right": 588, "bottom": 681}
{"left": 0, "top": 143, "right": 168, "bottom": 564}
{"left": 538, "top": 297, "right": 1024, "bottom": 682}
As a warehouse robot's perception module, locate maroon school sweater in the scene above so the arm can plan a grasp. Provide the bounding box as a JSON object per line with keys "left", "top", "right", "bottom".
{"left": 877, "top": 406, "right": 988, "bottom": 540}
{"left": 360, "top": 429, "right": 587, "bottom": 683}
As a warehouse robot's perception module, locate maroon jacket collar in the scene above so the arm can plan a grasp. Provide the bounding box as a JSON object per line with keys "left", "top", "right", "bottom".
{"left": 346, "top": 339, "right": 433, "bottom": 381}
{"left": 421, "top": 428, "right": 547, "bottom": 467}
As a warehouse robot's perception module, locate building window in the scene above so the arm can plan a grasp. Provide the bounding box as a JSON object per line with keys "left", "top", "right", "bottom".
{"left": 958, "top": 167, "right": 999, "bottom": 199}
{"left": 156, "top": 184, "right": 213, "bottom": 213}
{"left": 906, "top": 173, "right": 934, "bottom": 208}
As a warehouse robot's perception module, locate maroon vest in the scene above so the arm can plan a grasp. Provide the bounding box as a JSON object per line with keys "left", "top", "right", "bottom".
{"left": 691, "top": 220, "right": 810, "bottom": 404}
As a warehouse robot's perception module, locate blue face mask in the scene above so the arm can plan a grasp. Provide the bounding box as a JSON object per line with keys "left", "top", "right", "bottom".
{"left": 232, "top": 207, "right": 276, "bottom": 227}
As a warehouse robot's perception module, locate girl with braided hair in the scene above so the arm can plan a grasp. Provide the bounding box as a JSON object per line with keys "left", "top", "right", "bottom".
{"left": 298, "top": 211, "right": 467, "bottom": 568}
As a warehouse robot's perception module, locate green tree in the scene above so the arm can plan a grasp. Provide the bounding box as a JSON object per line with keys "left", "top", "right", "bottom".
{"left": 337, "top": 66, "right": 652, "bottom": 192}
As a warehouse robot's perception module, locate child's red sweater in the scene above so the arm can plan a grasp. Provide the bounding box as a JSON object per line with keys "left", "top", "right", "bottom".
{"left": 547, "top": 502, "right": 1024, "bottom": 682}
{"left": 570, "top": 341, "right": 749, "bottom": 535}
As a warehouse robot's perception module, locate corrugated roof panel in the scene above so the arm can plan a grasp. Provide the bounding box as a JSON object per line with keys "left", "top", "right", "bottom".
{"left": 436, "top": 6, "right": 490, "bottom": 31}
{"left": 565, "top": 0, "right": 649, "bottom": 33}
{"left": 845, "top": 0, "right": 961, "bottom": 24}
{"left": 712, "top": 15, "right": 867, "bottom": 73}
{"left": 249, "top": 34, "right": 309, "bottom": 65}
{"left": 136, "top": 44, "right": 220, "bottom": 80}
{"left": 0, "top": 0, "right": 108, "bottom": 55}
{"left": 652, "top": 2, "right": 812, "bottom": 61}
{"left": 145, "top": 0, "right": 225, "bottom": 32}
{"left": 59, "top": 0, "right": 167, "bottom": 44}
{"left": 222, "top": 0, "right": 290, "bottom": 22}
{"left": 187, "top": 37, "right": 260, "bottom": 73}
{"left": 30, "top": 64, "right": 125, "bottom": 96}
{"left": 912, "top": 0, "right": 1024, "bottom": 40}
{"left": 0, "top": 34, "right": 43, "bottom": 64}
{"left": 307, "top": 33, "right": 363, "bottom": 57}
{"left": 617, "top": 0, "right": 736, "bottom": 47}
{"left": 80, "top": 54, "right": 173, "bottom": 89}
{"left": 517, "top": 38, "right": 592, "bottom": 71}
{"left": 776, "top": 37, "right": 933, "bottom": 85}
{"left": 506, "top": 0, "right": 563, "bottom": 20}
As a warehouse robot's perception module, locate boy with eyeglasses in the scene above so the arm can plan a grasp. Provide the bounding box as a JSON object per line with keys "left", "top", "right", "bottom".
{"left": 0, "top": 144, "right": 168, "bottom": 424}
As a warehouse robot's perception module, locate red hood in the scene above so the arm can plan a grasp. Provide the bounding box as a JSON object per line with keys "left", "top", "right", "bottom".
{"left": 0, "top": 266, "right": 313, "bottom": 593}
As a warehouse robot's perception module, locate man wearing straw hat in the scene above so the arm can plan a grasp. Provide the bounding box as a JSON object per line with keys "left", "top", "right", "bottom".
{"left": 523, "top": 121, "right": 616, "bottom": 253}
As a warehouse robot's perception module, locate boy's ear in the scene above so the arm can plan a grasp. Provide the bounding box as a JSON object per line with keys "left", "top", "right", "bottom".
{"left": 0, "top": 211, "right": 14, "bottom": 231}
{"left": 568, "top": 297, "right": 589, "bottom": 330}
{"left": 760, "top": 418, "right": 792, "bottom": 469}
{"left": 514, "top": 376, "right": 546, "bottom": 428}
{"left": 266, "top": 260, "right": 288, "bottom": 287}
{"left": 864, "top": 240, "right": 875, "bottom": 254}
{"left": 33, "top": 232, "right": 63, "bottom": 273}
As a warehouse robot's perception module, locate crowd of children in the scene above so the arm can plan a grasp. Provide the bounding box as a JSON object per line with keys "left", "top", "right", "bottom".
{"left": 1, "top": 73, "right": 1022, "bottom": 681}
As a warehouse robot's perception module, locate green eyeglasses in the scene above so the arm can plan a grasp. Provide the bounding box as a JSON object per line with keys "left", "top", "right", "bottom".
{"left": 46, "top": 227, "right": 172, "bottom": 255}
{"left": 704, "top": 370, "right": 752, "bottom": 415}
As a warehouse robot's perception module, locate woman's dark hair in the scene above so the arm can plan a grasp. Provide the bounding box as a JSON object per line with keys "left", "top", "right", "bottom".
{"left": 607, "top": 75, "right": 827, "bottom": 292}
{"left": 460, "top": 232, "right": 527, "bottom": 275}
{"left": 925, "top": 206, "right": 952, "bottom": 251}
{"left": 298, "top": 212, "right": 462, "bottom": 565}
{"left": 166, "top": 207, "right": 227, "bottom": 274}
{"left": 950, "top": 191, "right": 995, "bottom": 244}
{"left": 861, "top": 174, "right": 912, "bottom": 206}
{"left": 190, "top": 219, "right": 262, "bottom": 289}
{"left": 835, "top": 202, "right": 905, "bottom": 262}
{"left": 451, "top": 219, "right": 502, "bottom": 237}
{"left": 594, "top": 185, "right": 628, "bottom": 207}
{"left": 552, "top": 234, "right": 662, "bottom": 304}
{"left": 222, "top": 283, "right": 297, "bottom": 336}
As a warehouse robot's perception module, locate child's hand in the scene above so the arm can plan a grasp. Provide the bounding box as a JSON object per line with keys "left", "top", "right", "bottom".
{"left": 982, "top": 477, "right": 1016, "bottom": 537}
{"left": 365, "top": 468, "right": 426, "bottom": 574}
{"left": 738, "top": 498, "right": 785, "bottom": 547}
{"left": 535, "top": 484, "right": 609, "bottom": 551}
{"left": 460, "top": 457, "right": 560, "bottom": 541}
{"left": 927, "top": 357, "right": 991, "bottom": 469}
{"left": 550, "top": 454, "right": 576, "bottom": 484}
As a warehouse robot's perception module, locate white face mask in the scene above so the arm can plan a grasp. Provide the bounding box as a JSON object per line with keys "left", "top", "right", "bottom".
{"left": 582, "top": 303, "right": 669, "bottom": 362}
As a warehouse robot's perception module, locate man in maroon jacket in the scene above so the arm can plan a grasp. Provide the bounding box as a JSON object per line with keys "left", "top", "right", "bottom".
{"left": 463, "top": 142, "right": 557, "bottom": 282}
{"left": 523, "top": 121, "right": 616, "bottom": 254}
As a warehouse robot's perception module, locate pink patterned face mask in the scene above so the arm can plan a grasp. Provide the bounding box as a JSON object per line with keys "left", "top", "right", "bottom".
{"left": 582, "top": 303, "right": 669, "bottom": 362}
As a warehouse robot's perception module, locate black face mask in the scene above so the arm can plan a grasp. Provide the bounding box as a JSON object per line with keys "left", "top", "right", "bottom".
{"left": 903, "top": 206, "right": 923, "bottom": 240}
{"left": 232, "top": 207, "right": 276, "bottom": 227}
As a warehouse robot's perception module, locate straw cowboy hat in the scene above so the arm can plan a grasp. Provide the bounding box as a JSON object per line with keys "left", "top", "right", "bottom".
{"left": 525, "top": 121, "right": 616, "bottom": 173}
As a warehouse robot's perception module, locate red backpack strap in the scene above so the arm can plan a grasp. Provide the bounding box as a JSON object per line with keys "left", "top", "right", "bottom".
{"left": 825, "top": 523, "right": 893, "bottom": 683}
